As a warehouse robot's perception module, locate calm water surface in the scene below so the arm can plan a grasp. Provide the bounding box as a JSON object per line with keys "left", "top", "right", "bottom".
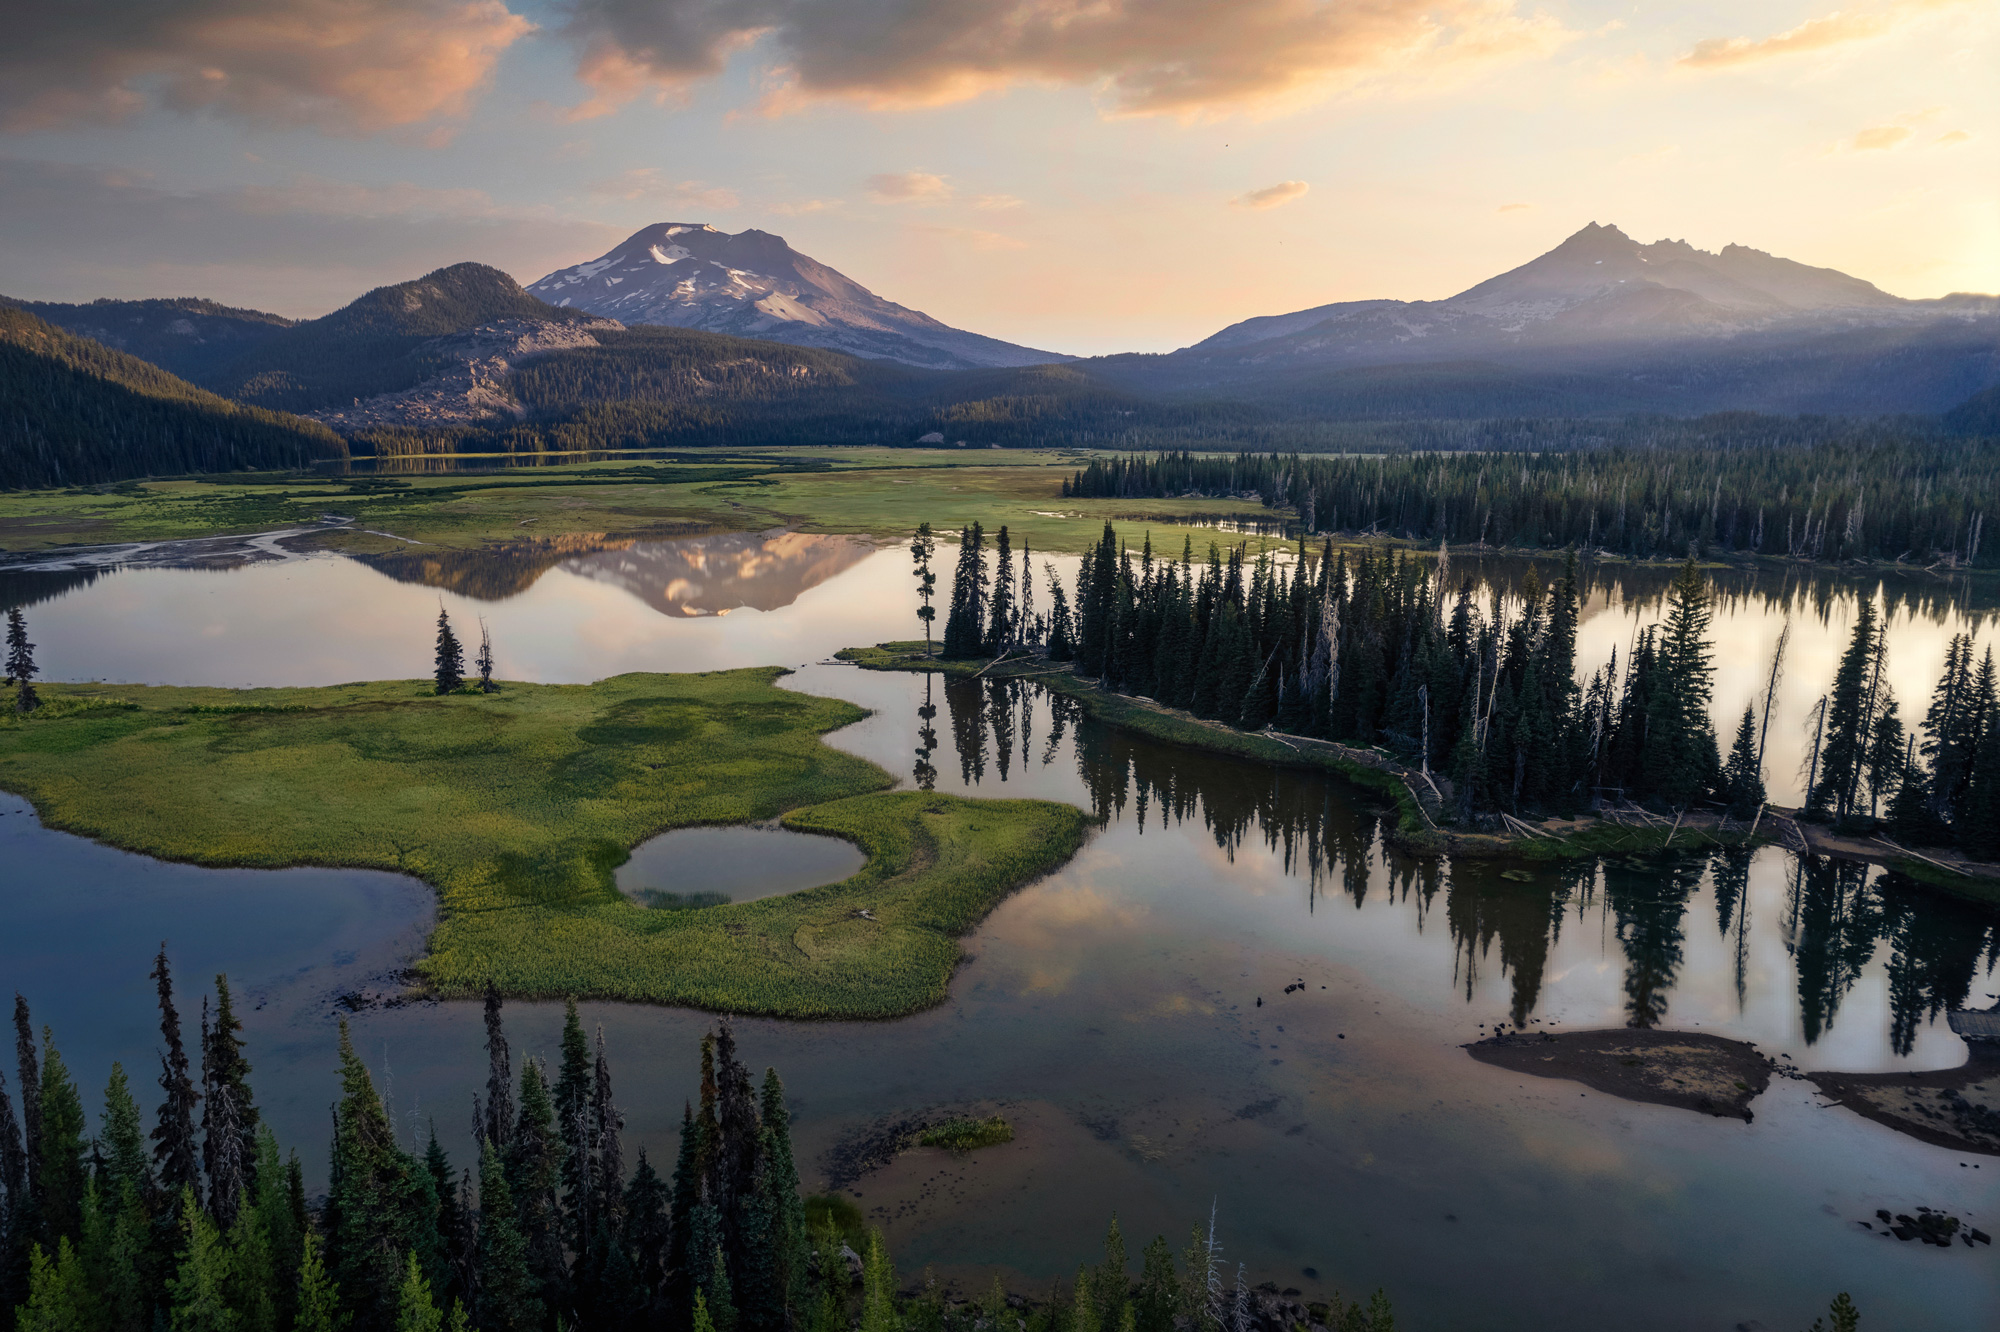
{"left": 2, "top": 533, "right": 1998, "bottom": 1330}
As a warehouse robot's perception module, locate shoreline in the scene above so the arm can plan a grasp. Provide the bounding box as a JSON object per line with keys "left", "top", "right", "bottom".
{"left": 1465, "top": 1028, "right": 1775, "bottom": 1121}
{"left": 838, "top": 643, "right": 1769, "bottom": 864}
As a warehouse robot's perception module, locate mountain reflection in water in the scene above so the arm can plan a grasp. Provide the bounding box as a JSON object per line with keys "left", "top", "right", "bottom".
{"left": 359, "top": 530, "right": 875, "bottom": 613}
{"left": 930, "top": 673, "right": 2000, "bottom": 1063}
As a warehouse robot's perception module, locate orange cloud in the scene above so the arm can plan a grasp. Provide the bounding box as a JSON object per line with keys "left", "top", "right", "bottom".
{"left": 1232, "top": 180, "right": 1311, "bottom": 210}
{"left": 1848, "top": 124, "right": 1913, "bottom": 150}
{"left": 1678, "top": 0, "right": 1965, "bottom": 70}
{"left": 867, "top": 171, "right": 953, "bottom": 204}
{"left": 560, "top": 0, "right": 1577, "bottom": 121}
{"left": 0, "top": 0, "right": 532, "bottom": 134}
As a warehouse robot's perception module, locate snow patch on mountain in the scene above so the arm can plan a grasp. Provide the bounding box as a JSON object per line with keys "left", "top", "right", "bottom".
{"left": 529, "top": 222, "right": 1067, "bottom": 370}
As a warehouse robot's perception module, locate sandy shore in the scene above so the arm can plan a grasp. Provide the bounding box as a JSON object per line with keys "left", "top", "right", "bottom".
{"left": 1806, "top": 1045, "right": 2000, "bottom": 1157}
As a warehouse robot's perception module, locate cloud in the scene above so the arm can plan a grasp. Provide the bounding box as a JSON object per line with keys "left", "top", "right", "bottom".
{"left": 1848, "top": 124, "right": 1914, "bottom": 151}
{"left": 557, "top": 0, "right": 1577, "bottom": 121}
{"left": 0, "top": 0, "right": 533, "bottom": 134}
{"left": 770, "top": 197, "right": 842, "bottom": 215}
{"left": 973, "top": 193, "right": 1025, "bottom": 210}
{"left": 588, "top": 168, "right": 739, "bottom": 209}
{"left": 906, "top": 223, "right": 1027, "bottom": 250}
{"left": 1232, "top": 180, "right": 1310, "bottom": 210}
{"left": 866, "top": 171, "right": 953, "bottom": 204}
{"left": 1934, "top": 129, "right": 1972, "bottom": 146}
{"left": 0, "top": 156, "right": 621, "bottom": 315}
{"left": 1497, "top": 202, "right": 1532, "bottom": 212}
{"left": 1678, "top": 0, "right": 1963, "bottom": 70}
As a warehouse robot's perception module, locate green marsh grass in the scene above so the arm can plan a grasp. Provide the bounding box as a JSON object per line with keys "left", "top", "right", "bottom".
{"left": 0, "top": 671, "right": 1087, "bottom": 1016}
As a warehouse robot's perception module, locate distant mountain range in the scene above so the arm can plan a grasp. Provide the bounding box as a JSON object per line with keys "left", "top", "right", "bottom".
{"left": 529, "top": 223, "right": 1067, "bottom": 371}
{"left": 3, "top": 220, "right": 1996, "bottom": 485}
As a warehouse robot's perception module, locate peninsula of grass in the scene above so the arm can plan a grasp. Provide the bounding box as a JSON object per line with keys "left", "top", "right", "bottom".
{"left": 0, "top": 671, "right": 1088, "bottom": 1016}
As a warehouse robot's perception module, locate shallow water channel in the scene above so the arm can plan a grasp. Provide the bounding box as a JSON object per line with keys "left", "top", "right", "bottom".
{"left": 2, "top": 532, "right": 1998, "bottom": 1329}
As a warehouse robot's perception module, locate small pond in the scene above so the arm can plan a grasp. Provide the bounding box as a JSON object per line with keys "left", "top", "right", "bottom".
{"left": 616, "top": 825, "right": 867, "bottom": 908}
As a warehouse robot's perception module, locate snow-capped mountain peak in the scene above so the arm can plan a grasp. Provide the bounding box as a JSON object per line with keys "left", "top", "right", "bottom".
{"left": 529, "top": 223, "right": 1065, "bottom": 370}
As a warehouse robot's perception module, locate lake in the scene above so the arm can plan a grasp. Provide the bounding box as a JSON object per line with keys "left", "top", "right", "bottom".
{"left": 1, "top": 531, "right": 1996, "bottom": 1330}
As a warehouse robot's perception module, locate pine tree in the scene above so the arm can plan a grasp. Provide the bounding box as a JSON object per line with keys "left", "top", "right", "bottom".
{"left": 1644, "top": 557, "right": 1720, "bottom": 808}
{"left": 35, "top": 1032, "right": 86, "bottom": 1248}
{"left": 474, "top": 622, "right": 495, "bottom": 695}
{"left": 5, "top": 609, "right": 38, "bottom": 714}
{"left": 552, "top": 1000, "right": 592, "bottom": 1253}
{"left": 757, "top": 1069, "right": 808, "bottom": 1320}
{"left": 17, "top": 1237, "right": 91, "bottom": 1332}
{"left": 1723, "top": 706, "right": 1765, "bottom": 816}
{"left": 433, "top": 608, "right": 463, "bottom": 696}
{"left": 202, "top": 977, "right": 257, "bottom": 1227}
{"left": 506, "top": 1061, "right": 563, "bottom": 1314}
{"left": 324, "top": 1023, "right": 441, "bottom": 1332}
{"left": 858, "top": 1232, "right": 896, "bottom": 1332}
{"left": 165, "top": 1192, "right": 233, "bottom": 1332}
{"left": 14, "top": 995, "right": 42, "bottom": 1244}
{"left": 941, "top": 525, "right": 987, "bottom": 658}
{"left": 1961, "top": 705, "right": 2000, "bottom": 859}
{"left": 472, "top": 1144, "right": 539, "bottom": 1332}
{"left": 1809, "top": 598, "right": 1878, "bottom": 823}
{"left": 910, "top": 524, "right": 937, "bottom": 657}
{"left": 1044, "top": 565, "right": 1074, "bottom": 662}
{"left": 988, "top": 525, "right": 1015, "bottom": 653}
{"left": 149, "top": 949, "right": 200, "bottom": 1208}
{"left": 393, "top": 1253, "right": 443, "bottom": 1332}
{"left": 622, "top": 1150, "right": 671, "bottom": 1325}
{"left": 293, "top": 1233, "right": 342, "bottom": 1332}
{"left": 478, "top": 981, "right": 512, "bottom": 1154}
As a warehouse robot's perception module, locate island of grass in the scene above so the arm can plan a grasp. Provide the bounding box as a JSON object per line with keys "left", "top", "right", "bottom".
{"left": 0, "top": 670, "right": 1088, "bottom": 1017}
{"left": 918, "top": 1116, "right": 1015, "bottom": 1152}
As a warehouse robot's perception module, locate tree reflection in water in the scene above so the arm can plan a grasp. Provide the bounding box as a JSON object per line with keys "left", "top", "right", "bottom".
{"left": 932, "top": 674, "right": 2000, "bottom": 1052}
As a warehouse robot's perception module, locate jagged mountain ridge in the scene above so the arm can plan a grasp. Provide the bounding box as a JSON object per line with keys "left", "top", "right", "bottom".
{"left": 529, "top": 223, "right": 1068, "bottom": 371}
{"left": 1188, "top": 223, "right": 1992, "bottom": 359}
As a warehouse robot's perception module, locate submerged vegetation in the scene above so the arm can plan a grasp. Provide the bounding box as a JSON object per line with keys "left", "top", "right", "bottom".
{"left": 0, "top": 669, "right": 1087, "bottom": 1015}
{"left": 917, "top": 1116, "right": 1015, "bottom": 1152}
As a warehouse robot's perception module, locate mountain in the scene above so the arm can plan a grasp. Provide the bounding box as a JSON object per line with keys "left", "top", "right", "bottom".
{"left": 529, "top": 223, "right": 1068, "bottom": 371}
{"left": 0, "top": 302, "right": 342, "bottom": 488}
{"left": 1095, "top": 223, "right": 2000, "bottom": 417}
{"left": 203, "top": 263, "right": 612, "bottom": 416}
{"left": 16, "top": 296, "right": 294, "bottom": 381}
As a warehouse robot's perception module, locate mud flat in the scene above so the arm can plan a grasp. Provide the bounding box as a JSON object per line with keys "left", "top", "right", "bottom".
{"left": 1807, "top": 1044, "right": 2000, "bottom": 1157}
{"left": 1466, "top": 1029, "right": 1775, "bottom": 1121}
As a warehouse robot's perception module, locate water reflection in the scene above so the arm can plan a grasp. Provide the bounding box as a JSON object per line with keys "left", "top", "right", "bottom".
{"left": 929, "top": 672, "right": 2000, "bottom": 1063}
{"left": 360, "top": 531, "right": 873, "bottom": 613}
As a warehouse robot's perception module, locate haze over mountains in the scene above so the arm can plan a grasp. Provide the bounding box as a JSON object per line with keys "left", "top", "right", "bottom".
{"left": 4, "top": 219, "right": 1998, "bottom": 486}
{"left": 529, "top": 223, "right": 1067, "bottom": 371}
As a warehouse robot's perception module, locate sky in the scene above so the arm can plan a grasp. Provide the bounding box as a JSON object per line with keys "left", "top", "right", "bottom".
{"left": 1, "top": 0, "right": 1995, "bottom": 355}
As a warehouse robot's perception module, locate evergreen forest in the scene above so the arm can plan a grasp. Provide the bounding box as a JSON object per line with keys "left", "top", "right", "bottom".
{"left": 0, "top": 959, "right": 1414, "bottom": 1332}
{"left": 0, "top": 306, "right": 345, "bottom": 490}
{"left": 929, "top": 521, "right": 2000, "bottom": 850}
{"left": 1063, "top": 442, "right": 1995, "bottom": 568}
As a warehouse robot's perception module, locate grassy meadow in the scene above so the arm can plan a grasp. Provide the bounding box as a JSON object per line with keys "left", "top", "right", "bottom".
{"left": 0, "top": 671, "right": 1088, "bottom": 1016}
{"left": 0, "top": 448, "right": 1275, "bottom": 556}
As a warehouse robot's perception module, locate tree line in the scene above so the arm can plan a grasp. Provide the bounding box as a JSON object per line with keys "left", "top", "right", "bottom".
{"left": 0, "top": 957, "right": 1414, "bottom": 1332}
{"left": 930, "top": 522, "right": 1730, "bottom": 820}
{"left": 1063, "top": 444, "right": 1993, "bottom": 568}
{"left": 925, "top": 521, "right": 2000, "bottom": 848}
{"left": 1805, "top": 611, "right": 2000, "bottom": 856}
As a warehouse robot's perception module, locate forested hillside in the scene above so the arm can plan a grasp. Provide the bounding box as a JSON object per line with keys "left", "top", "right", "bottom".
{"left": 202, "top": 263, "right": 600, "bottom": 413}
{"left": 0, "top": 304, "right": 344, "bottom": 489}
{"left": 1065, "top": 435, "right": 1997, "bottom": 567}
{"left": 14, "top": 295, "right": 294, "bottom": 380}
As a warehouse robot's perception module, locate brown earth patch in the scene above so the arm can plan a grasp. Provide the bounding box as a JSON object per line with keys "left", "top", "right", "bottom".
{"left": 1806, "top": 1044, "right": 2000, "bottom": 1157}
{"left": 1466, "top": 1028, "right": 1774, "bottom": 1121}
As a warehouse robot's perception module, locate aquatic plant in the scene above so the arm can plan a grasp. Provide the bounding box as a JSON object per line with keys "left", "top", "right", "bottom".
{"left": 916, "top": 1116, "right": 1013, "bottom": 1153}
